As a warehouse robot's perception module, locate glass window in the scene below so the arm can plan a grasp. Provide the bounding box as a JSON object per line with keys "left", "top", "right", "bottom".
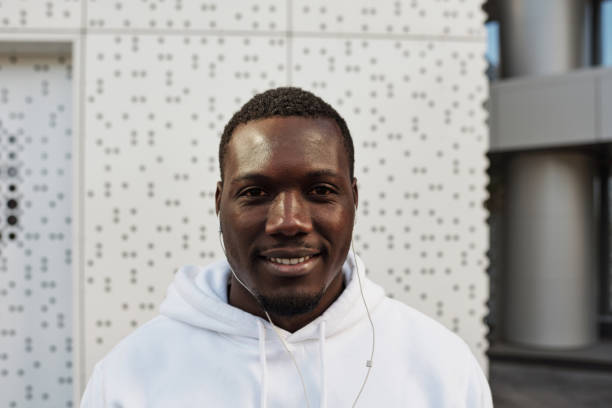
{"left": 602, "top": 0, "right": 612, "bottom": 66}
{"left": 486, "top": 21, "right": 500, "bottom": 81}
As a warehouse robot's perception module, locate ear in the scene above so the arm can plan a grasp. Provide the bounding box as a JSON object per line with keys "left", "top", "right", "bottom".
{"left": 351, "top": 177, "right": 359, "bottom": 210}
{"left": 215, "top": 181, "right": 223, "bottom": 215}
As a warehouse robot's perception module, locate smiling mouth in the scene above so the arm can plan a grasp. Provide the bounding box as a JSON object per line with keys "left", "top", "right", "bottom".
{"left": 267, "top": 255, "right": 314, "bottom": 265}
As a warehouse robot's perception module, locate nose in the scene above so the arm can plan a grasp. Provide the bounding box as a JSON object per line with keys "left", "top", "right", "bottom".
{"left": 265, "top": 190, "right": 313, "bottom": 236}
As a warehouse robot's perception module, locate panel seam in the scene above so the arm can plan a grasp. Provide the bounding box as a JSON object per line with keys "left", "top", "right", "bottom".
{"left": 78, "top": 0, "right": 88, "bottom": 400}
{"left": 0, "top": 27, "right": 485, "bottom": 43}
{"left": 286, "top": 0, "right": 293, "bottom": 85}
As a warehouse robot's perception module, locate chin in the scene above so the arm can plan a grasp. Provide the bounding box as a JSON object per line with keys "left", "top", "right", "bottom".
{"left": 256, "top": 290, "right": 324, "bottom": 317}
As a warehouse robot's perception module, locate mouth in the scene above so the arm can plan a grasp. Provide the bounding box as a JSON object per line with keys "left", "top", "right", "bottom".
{"left": 257, "top": 250, "right": 321, "bottom": 277}
{"left": 266, "top": 255, "right": 315, "bottom": 265}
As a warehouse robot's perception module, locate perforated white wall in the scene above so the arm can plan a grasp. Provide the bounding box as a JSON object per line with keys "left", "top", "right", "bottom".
{"left": 0, "top": 1, "right": 489, "bottom": 404}
{"left": 0, "top": 54, "right": 73, "bottom": 408}
{"left": 0, "top": 0, "right": 81, "bottom": 29}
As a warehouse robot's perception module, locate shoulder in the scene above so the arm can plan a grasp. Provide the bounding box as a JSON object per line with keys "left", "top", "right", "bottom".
{"left": 96, "top": 315, "right": 195, "bottom": 373}
{"left": 81, "top": 316, "right": 186, "bottom": 406}
{"left": 375, "top": 296, "right": 480, "bottom": 371}
{"left": 82, "top": 315, "right": 209, "bottom": 404}
{"left": 378, "top": 297, "right": 467, "bottom": 343}
{"left": 373, "top": 297, "right": 492, "bottom": 406}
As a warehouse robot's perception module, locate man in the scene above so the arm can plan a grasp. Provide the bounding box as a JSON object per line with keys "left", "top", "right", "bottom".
{"left": 81, "top": 87, "right": 492, "bottom": 407}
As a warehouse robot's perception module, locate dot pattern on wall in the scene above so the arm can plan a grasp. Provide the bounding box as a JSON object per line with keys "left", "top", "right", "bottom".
{"left": 86, "top": 0, "right": 287, "bottom": 32}
{"left": 0, "top": 54, "right": 73, "bottom": 408}
{"left": 0, "top": 0, "right": 81, "bottom": 30}
{"left": 0, "top": 0, "right": 485, "bottom": 38}
{"left": 292, "top": 0, "right": 486, "bottom": 37}
{"left": 292, "top": 37, "right": 489, "bottom": 356}
{"left": 83, "top": 33, "right": 287, "bottom": 373}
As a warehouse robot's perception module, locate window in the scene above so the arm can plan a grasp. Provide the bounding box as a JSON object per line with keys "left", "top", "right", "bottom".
{"left": 601, "top": 0, "right": 612, "bottom": 66}
{"left": 486, "top": 21, "right": 500, "bottom": 81}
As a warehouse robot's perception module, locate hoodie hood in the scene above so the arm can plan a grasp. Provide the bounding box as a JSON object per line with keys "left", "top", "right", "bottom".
{"left": 159, "top": 250, "right": 385, "bottom": 342}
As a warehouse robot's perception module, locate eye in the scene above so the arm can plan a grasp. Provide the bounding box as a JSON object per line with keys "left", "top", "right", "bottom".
{"left": 309, "top": 185, "right": 336, "bottom": 196}
{"left": 240, "top": 187, "right": 267, "bottom": 197}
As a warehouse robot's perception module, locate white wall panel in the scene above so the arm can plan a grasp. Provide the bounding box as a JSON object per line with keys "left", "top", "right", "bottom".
{"left": 0, "top": 54, "right": 73, "bottom": 408}
{"left": 291, "top": 38, "right": 489, "bottom": 367}
{"left": 292, "top": 0, "right": 486, "bottom": 37}
{"left": 86, "top": 0, "right": 287, "bottom": 31}
{"left": 0, "top": 0, "right": 81, "bottom": 30}
{"left": 83, "top": 33, "right": 287, "bottom": 374}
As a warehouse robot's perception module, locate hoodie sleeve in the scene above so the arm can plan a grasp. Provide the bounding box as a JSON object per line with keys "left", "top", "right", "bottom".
{"left": 80, "top": 363, "right": 107, "bottom": 408}
{"left": 464, "top": 354, "right": 494, "bottom": 408}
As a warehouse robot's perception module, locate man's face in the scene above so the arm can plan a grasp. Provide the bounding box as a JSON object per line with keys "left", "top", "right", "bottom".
{"left": 216, "top": 116, "right": 357, "bottom": 316}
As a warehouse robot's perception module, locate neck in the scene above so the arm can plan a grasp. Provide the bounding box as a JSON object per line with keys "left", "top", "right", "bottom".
{"left": 228, "top": 271, "right": 345, "bottom": 333}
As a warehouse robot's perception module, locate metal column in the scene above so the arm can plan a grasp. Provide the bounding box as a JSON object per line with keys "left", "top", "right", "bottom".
{"left": 499, "top": 0, "right": 597, "bottom": 347}
{"left": 505, "top": 153, "right": 597, "bottom": 347}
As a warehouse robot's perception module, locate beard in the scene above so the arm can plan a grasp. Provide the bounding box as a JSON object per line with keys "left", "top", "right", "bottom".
{"left": 256, "top": 290, "right": 324, "bottom": 317}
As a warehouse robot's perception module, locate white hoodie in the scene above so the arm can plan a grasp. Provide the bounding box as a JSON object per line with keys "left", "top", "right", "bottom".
{"left": 81, "top": 253, "right": 492, "bottom": 407}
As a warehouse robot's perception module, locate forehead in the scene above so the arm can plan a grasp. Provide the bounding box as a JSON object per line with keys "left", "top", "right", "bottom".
{"left": 224, "top": 116, "right": 349, "bottom": 180}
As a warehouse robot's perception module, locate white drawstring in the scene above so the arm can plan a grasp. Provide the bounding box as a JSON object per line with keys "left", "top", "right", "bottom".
{"left": 258, "top": 319, "right": 328, "bottom": 408}
{"left": 264, "top": 311, "right": 311, "bottom": 408}
{"left": 257, "top": 321, "right": 268, "bottom": 408}
{"left": 319, "top": 321, "right": 327, "bottom": 408}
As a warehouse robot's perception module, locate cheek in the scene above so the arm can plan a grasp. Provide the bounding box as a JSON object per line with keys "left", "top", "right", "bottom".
{"left": 222, "top": 211, "right": 262, "bottom": 255}
{"left": 316, "top": 211, "right": 354, "bottom": 252}
{"left": 222, "top": 227, "right": 257, "bottom": 283}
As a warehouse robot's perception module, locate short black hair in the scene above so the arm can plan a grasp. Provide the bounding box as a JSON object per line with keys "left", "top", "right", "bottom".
{"left": 219, "top": 87, "right": 354, "bottom": 180}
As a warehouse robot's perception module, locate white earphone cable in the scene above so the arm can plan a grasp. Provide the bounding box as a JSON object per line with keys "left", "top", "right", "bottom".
{"left": 351, "top": 241, "right": 375, "bottom": 407}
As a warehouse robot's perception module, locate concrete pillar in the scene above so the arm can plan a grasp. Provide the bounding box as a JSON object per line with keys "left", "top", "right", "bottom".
{"left": 505, "top": 153, "right": 597, "bottom": 347}
{"left": 498, "top": 0, "right": 597, "bottom": 348}
{"left": 499, "top": 0, "right": 586, "bottom": 78}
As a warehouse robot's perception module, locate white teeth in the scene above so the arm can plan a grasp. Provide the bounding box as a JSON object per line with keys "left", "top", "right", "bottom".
{"left": 269, "top": 255, "right": 312, "bottom": 265}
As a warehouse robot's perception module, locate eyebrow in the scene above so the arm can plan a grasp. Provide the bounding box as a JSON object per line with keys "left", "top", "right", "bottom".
{"left": 230, "top": 169, "right": 342, "bottom": 185}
